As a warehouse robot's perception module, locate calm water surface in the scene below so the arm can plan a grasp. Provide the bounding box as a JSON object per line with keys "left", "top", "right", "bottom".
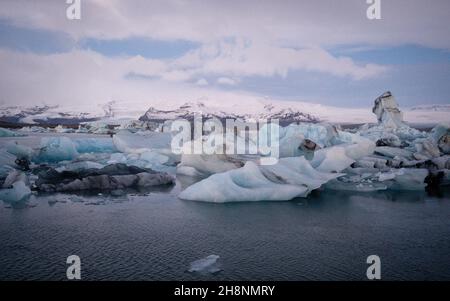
{"left": 1, "top": 181, "right": 449, "bottom": 280}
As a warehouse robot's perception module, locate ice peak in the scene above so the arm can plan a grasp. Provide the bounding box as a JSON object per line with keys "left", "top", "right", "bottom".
{"left": 372, "top": 91, "right": 405, "bottom": 129}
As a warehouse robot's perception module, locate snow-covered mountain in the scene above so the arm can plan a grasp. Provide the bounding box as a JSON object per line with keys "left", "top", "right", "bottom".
{"left": 0, "top": 105, "right": 102, "bottom": 125}
{"left": 0, "top": 96, "right": 448, "bottom": 127}
{"left": 138, "top": 101, "right": 319, "bottom": 125}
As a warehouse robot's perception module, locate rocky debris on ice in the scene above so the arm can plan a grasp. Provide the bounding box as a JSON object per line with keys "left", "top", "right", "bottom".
{"left": 188, "top": 255, "right": 222, "bottom": 274}
{"left": 35, "top": 163, "right": 175, "bottom": 192}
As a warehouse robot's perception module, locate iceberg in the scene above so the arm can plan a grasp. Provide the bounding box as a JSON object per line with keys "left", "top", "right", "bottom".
{"left": 360, "top": 91, "right": 427, "bottom": 145}
{"left": 179, "top": 157, "right": 342, "bottom": 202}
{"left": 34, "top": 136, "right": 79, "bottom": 163}
{"left": 0, "top": 181, "right": 31, "bottom": 203}
{"left": 6, "top": 141, "right": 34, "bottom": 159}
{"left": 372, "top": 91, "right": 406, "bottom": 129}
{"left": 0, "top": 171, "right": 31, "bottom": 203}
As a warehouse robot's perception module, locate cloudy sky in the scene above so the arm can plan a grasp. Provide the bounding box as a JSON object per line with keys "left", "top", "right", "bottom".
{"left": 0, "top": 0, "right": 449, "bottom": 110}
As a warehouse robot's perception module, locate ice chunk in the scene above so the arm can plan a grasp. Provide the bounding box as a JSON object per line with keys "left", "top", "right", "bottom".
{"left": 177, "top": 152, "right": 246, "bottom": 177}
{"left": 73, "top": 138, "right": 117, "bottom": 153}
{"left": 0, "top": 149, "right": 17, "bottom": 176}
{"left": 430, "top": 123, "right": 450, "bottom": 154}
{"left": 413, "top": 139, "right": 441, "bottom": 159}
{"left": 0, "top": 128, "right": 26, "bottom": 137}
{"left": 188, "top": 255, "right": 221, "bottom": 273}
{"left": 374, "top": 146, "right": 413, "bottom": 160}
{"left": 113, "top": 130, "right": 172, "bottom": 153}
{"left": 310, "top": 134, "right": 375, "bottom": 173}
{"left": 6, "top": 141, "right": 33, "bottom": 159}
{"left": 386, "top": 168, "right": 428, "bottom": 190}
{"left": 179, "top": 157, "right": 341, "bottom": 202}
{"left": 326, "top": 179, "right": 388, "bottom": 192}
{"left": 375, "top": 133, "right": 402, "bottom": 147}
{"left": 113, "top": 130, "right": 179, "bottom": 164}
{"left": 0, "top": 181, "right": 31, "bottom": 203}
{"left": 372, "top": 91, "right": 405, "bottom": 128}
{"left": 140, "top": 150, "right": 169, "bottom": 165}
{"left": 258, "top": 123, "right": 339, "bottom": 159}
{"left": 2, "top": 170, "right": 28, "bottom": 188}
{"left": 34, "top": 137, "right": 79, "bottom": 163}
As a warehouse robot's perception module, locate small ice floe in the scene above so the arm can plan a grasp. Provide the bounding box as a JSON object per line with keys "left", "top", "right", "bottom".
{"left": 188, "top": 255, "right": 222, "bottom": 274}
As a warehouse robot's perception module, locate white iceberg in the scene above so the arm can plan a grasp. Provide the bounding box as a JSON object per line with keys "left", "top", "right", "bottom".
{"left": 179, "top": 157, "right": 342, "bottom": 202}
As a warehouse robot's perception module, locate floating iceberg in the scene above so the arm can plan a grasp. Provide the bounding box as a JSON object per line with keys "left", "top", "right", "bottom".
{"left": 179, "top": 157, "right": 342, "bottom": 202}
{"left": 34, "top": 137, "right": 79, "bottom": 163}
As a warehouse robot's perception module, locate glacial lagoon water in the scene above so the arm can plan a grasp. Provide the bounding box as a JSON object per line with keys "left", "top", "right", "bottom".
{"left": 1, "top": 134, "right": 450, "bottom": 280}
